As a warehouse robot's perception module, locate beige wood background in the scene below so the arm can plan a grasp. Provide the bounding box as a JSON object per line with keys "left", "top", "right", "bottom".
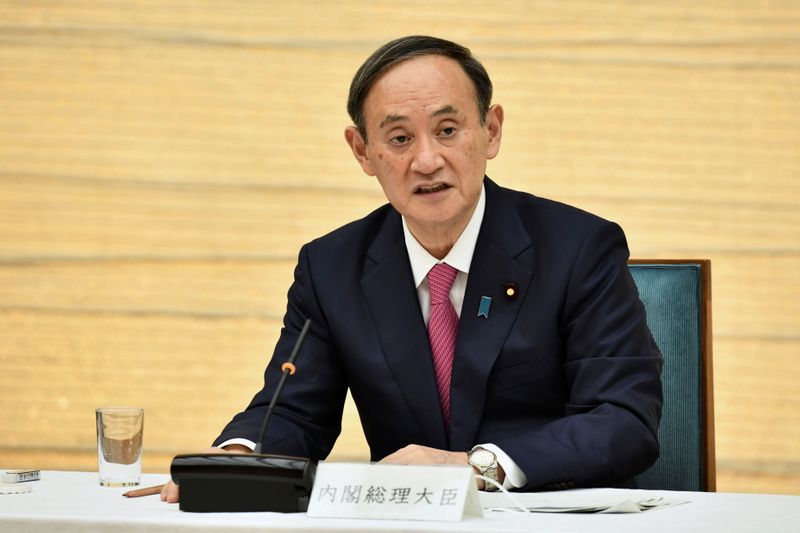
{"left": 1, "top": 1, "right": 798, "bottom": 494}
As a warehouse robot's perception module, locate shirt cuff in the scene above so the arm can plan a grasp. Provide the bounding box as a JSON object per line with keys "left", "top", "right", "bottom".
{"left": 216, "top": 438, "right": 256, "bottom": 450}
{"left": 477, "top": 443, "right": 527, "bottom": 490}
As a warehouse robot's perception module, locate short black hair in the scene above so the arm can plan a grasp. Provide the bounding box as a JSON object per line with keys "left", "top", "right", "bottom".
{"left": 347, "top": 35, "right": 493, "bottom": 141}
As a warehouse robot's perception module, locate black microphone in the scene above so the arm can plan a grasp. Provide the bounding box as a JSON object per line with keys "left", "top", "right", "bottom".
{"left": 170, "top": 319, "right": 317, "bottom": 512}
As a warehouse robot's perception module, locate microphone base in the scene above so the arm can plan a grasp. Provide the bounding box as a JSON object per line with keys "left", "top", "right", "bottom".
{"left": 170, "top": 453, "right": 317, "bottom": 513}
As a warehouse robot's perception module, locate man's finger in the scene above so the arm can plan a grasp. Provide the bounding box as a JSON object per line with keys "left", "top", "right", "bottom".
{"left": 160, "top": 480, "right": 180, "bottom": 503}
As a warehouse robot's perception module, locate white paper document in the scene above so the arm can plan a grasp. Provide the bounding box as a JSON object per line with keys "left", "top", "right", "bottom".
{"left": 481, "top": 488, "right": 690, "bottom": 514}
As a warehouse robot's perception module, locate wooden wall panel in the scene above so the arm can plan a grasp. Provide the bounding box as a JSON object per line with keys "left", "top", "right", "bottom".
{"left": 2, "top": 178, "right": 799, "bottom": 273}
{"left": 0, "top": 312, "right": 276, "bottom": 448}
{"left": 2, "top": 252, "right": 798, "bottom": 339}
{"left": 714, "top": 339, "right": 800, "bottom": 461}
{"left": 1, "top": 1, "right": 798, "bottom": 494}
{"left": 0, "top": 45, "right": 360, "bottom": 189}
{"left": 0, "top": 310, "right": 370, "bottom": 465}
{"left": 0, "top": 177, "right": 381, "bottom": 259}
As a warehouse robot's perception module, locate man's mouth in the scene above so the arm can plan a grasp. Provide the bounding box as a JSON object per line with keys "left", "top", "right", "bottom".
{"left": 415, "top": 183, "right": 450, "bottom": 194}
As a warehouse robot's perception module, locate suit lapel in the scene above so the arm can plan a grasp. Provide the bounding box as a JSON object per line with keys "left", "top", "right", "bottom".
{"left": 361, "top": 211, "right": 449, "bottom": 449}
{"left": 450, "top": 180, "right": 534, "bottom": 450}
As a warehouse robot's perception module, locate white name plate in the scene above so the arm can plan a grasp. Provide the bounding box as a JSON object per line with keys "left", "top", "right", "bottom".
{"left": 307, "top": 462, "right": 483, "bottom": 522}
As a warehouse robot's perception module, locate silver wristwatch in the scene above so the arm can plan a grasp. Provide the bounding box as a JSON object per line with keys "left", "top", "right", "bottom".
{"left": 467, "top": 446, "right": 499, "bottom": 491}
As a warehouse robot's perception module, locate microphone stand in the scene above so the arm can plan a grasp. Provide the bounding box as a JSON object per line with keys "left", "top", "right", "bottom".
{"left": 170, "top": 319, "right": 317, "bottom": 512}
{"left": 253, "top": 320, "right": 310, "bottom": 453}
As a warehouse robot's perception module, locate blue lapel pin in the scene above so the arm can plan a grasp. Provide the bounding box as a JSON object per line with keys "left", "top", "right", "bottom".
{"left": 477, "top": 296, "right": 492, "bottom": 319}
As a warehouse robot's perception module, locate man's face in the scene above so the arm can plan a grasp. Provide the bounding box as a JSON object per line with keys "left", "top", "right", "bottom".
{"left": 345, "top": 55, "right": 503, "bottom": 239}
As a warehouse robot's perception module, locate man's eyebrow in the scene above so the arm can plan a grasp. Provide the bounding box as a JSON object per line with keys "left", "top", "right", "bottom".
{"left": 378, "top": 114, "right": 407, "bottom": 129}
{"left": 432, "top": 105, "right": 459, "bottom": 117}
{"left": 377, "top": 105, "right": 460, "bottom": 129}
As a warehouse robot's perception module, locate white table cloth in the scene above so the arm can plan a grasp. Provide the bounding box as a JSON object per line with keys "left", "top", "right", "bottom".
{"left": 1, "top": 470, "right": 798, "bottom": 532}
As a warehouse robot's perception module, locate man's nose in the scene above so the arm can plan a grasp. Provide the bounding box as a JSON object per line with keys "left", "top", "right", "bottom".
{"left": 409, "top": 135, "right": 445, "bottom": 175}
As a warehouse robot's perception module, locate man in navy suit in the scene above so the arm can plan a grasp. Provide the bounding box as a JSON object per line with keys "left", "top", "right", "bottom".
{"left": 162, "top": 35, "right": 662, "bottom": 501}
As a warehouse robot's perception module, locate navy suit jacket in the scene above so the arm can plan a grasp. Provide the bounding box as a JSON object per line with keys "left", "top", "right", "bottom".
{"left": 215, "top": 178, "right": 663, "bottom": 491}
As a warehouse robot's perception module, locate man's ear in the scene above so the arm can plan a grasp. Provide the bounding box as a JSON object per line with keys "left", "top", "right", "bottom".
{"left": 344, "top": 126, "right": 376, "bottom": 176}
{"left": 485, "top": 104, "right": 504, "bottom": 160}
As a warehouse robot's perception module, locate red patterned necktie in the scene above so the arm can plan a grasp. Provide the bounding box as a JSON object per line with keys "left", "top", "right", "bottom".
{"left": 427, "top": 263, "right": 459, "bottom": 426}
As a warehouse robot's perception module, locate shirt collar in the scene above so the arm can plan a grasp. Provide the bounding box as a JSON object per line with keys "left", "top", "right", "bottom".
{"left": 402, "top": 183, "right": 486, "bottom": 288}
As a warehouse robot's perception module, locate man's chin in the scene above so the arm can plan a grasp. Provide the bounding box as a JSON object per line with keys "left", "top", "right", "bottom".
{"left": 404, "top": 208, "right": 465, "bottom": 233}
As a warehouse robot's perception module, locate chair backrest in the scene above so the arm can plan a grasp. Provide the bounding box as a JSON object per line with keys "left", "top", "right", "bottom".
{"left": 628, "top": 260, "right": 715, "bottom": 491}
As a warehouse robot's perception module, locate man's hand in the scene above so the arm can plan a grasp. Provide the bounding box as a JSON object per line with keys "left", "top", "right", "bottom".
{"left": 159, "top": 444, "right": 251, "bottom": 503}
{"left": 379, "top": 444, "right": 483, "bottom": 487}
{"left": 378, "top": 444, "right": 468, "bottom": 467}
{"left": 378, "top": 444, "right": 504, "bottom": 490}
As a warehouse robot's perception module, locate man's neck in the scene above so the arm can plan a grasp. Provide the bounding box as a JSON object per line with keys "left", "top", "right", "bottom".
{"left": 405, "top": 211, "right": 475, "bottom": 260}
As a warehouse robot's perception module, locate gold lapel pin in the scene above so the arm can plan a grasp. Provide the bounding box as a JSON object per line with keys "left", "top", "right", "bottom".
{"left": 503, "top": 283, "right": 518, "bottom": 299}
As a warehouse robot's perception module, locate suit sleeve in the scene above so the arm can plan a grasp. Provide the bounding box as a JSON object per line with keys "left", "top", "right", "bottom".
{"left": 495, "top": 220, "right": 663, "bottom": 491}
{"left": 212, "top": 244, "right": 348, "bottom": 459}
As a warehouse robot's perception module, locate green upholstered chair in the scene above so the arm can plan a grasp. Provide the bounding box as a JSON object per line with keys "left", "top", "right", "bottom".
{"left": 628, "top": 260, "right": 715, "bottom": 491}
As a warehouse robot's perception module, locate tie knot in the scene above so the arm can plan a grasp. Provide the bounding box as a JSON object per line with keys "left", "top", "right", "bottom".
{"left": 428, "top": 263, "right": 458, "bottom": 304}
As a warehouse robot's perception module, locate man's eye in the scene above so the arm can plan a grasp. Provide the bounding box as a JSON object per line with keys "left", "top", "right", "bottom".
{"left": 390, "top": 135, "right": 410, "bottom": 145}
{"left": 440, "top": 127, "right": 456, "bottom": 137}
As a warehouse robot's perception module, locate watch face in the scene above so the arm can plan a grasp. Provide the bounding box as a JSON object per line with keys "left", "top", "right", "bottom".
{"left": 470, "top": 449, "right": 495, "bottom": 468}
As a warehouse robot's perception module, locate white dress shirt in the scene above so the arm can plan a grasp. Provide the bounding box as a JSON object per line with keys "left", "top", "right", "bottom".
{"left": 222, "top": 183, "right": 526, "bottom": 489}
